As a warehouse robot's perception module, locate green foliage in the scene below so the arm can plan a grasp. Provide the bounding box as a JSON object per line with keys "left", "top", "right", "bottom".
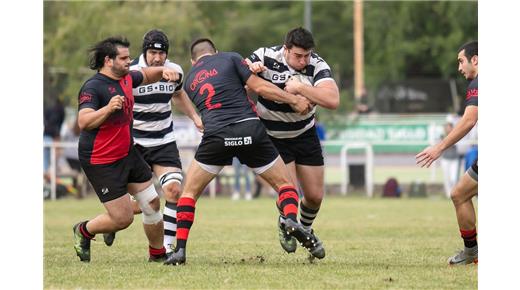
{"left": 44, "top": 1, "right": 477, "bottom": 113}
{"left": 44, "top": 196, "right": 477, "bottom": 289}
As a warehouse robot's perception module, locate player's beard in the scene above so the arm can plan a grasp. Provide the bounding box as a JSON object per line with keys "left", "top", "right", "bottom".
{"left": 112, "top": 64, "right": 130, "bottom": 78}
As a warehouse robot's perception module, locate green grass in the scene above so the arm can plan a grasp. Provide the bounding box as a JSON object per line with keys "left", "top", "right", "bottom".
{"left": 44, "top": 196, "right": 477, "bottom": 289}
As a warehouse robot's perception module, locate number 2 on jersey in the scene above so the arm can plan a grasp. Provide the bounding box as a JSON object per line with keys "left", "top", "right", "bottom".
{"left": 200, "top": 83, "right": 222, "bottom": 110}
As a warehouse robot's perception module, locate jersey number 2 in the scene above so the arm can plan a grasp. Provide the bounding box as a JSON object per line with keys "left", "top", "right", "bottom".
{"left": 200, "top": 83, "right": 222, "bottom": 110}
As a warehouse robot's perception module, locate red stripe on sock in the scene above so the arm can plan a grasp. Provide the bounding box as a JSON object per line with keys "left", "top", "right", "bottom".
{"left": 178, "top": 196, "right": 196, "bottom": 208}
{"left": 80, "top": 225, "right": 94, "bottom": 239}
{"left": 278, "top": 190, "right": 299, "bottom": 204}
{"left": 278, "top": 185, "right": 296, "bottom": 193}
{"left": 177, "top": 212, "right": 194, "bottom": 222}
{"left": 149, "top": 246, "right": 166, "bottom": 256}
{"left": 177, "top": 228, "right": 190, "bottom": 240}
{"left": 460, "top": 229, "right": 477, "bottom": 240}
{"left": 284, "top": 204, "right": 298, "bottom": 216}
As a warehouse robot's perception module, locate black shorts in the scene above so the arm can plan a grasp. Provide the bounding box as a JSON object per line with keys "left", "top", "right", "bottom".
{"left": 269, "top": 126, "right": 324, "bottom": 166}
{"left": 80, "top": 146, "right": 152, "bottom": 203}
{"left": 134, "top": 141, "right": 182, "bottom": 170}
{"left": 195, "top": 119, "right": 279, "bottom": 168}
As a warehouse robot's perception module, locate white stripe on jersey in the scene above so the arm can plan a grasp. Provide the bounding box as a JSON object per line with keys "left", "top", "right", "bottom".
{"left": 133, "top": 131, "right": 177, "bottom": 147}
{"left": 251, "top": 46, "right": 332, "bottom": 138}
{"left": 133, "top": 118, "right": 172, "bottom": 131}
{"left": 256, "top": 102, "right": 316, "bottom": 123}
{"left": 130, "top": 54, "right": 184, "bottom": 147}
{"left": 266, "top": 119, "right": 316, "bottom": 139}
{"left": 133, "top": 102, "right": 171, "bottom": 113}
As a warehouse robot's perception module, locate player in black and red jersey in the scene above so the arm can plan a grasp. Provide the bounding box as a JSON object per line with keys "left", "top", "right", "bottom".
{"left": 164, "top": 38, "right": 324, "bottom": 266}
{"left": 73, "top": 36, "right": 179, "bottom": 263}
{"left": 416, "top": 41, "right": 478, "bottom": 265}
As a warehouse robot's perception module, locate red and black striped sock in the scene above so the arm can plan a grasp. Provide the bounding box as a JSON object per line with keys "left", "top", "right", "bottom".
{"left": 460, "top": 228, "right": 477, "bottom": 248}
{"left": 175, "top": 197, "right": 196, "bottom": 251}
{"left": 79, "top": 221, "right": 95, "bottom": 240}
{"left": 276, "top": 185, "right": 299, "bottom": 222}
{"left": 149, "top": 245, "right": 166, "bottom": 259}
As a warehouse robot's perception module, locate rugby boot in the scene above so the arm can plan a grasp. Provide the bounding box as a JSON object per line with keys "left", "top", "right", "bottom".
{"left": 103, "top": 232, "right": 116, "bottom": 247}
{"left": 284, "top": 219, "right": 325, "bottom": 259}
{"left": 73, "top": 222, "right": 91, "bottom": 262}
{"left": 163, "top": 248, "right": 186, "bottom": 266}
{"left": 278, "top": 216, "right": 297, "bottom": 253}
{"left": 448, "top": 246, "right": 478, "bottom": 265}
{"left": 149, "top": 252, "right": 168, "bottom": 263}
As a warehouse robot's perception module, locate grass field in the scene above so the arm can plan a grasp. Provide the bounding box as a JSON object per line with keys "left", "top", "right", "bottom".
{"left": 44, "top": 196, "right": 477, "bottom": 289}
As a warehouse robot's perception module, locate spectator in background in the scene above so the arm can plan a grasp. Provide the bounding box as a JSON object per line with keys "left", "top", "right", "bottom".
{"left": 315, "top": 114, "right": 326, "bottom": 143}
{"left": 231, "top": 157, "right": 252, "bottom": 200}
{"left": 43, "top": 97, "right": 65, "bottom": 181}
{"left": 440, "top": 122, "right": 459, "bottom": 198}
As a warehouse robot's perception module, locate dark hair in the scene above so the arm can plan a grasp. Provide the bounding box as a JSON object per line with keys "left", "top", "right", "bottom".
{"left": 284, "top": 27, "right": 315, "bottom": 50}
{"left": 458, "top": 40, "right": 478, "bottom": 61}
{"left": 190, "top": 38, "right": 216, "bottom": 60}
{"left": 142, "top": 29, "right": 169, "bottom": 55}
{"left": 88, "top": 36, "right": 130, "bottom": 70}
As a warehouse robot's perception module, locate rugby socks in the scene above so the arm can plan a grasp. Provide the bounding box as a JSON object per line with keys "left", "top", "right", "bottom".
{"left": 460, "top": 228, "right": 478, "bottom": 248}
{"left": 149, "top": 245, "right": 166, "bottom": 259}
{"left": 175, "top": 197, "right": 196, "bottom": 251}
{"left": 299, "top": 202, "right": 320, "bottom": 232}
{"left": 276, "top": 185, "right": 299, "bottom": 222}
{"left": 163, "top": 201, "right": 177, "bottom": 251}
{"left": 79, "top": 221, "right": 95, "bottom": 240}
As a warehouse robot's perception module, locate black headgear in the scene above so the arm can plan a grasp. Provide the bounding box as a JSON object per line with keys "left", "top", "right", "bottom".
{"left": 142, "top": 29, "right": 169, "bottom": 55}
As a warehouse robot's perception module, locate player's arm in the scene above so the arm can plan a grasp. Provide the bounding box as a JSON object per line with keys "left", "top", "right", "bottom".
{"left": 78, "top": 95, "right": 124, "bottom": 130}
{"left": 245, "top": 74, "right": 311, "bottom": 115}
{"left": 172, "top": 89, "right": 204, "bottom": 132}
{"left": 140, "top": 67, "right": 179, "bottom": 85}
{"left": 284, "top": 78, "right": 340, "bottom": 109}
{"left": 416, "top": 105, "right": 478, "bottom": 168}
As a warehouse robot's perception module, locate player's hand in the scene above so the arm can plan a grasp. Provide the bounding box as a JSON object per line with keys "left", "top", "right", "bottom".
{"left": 291, "top": 95, "right": 312, "bottom": 115}
{"left": 248, "top": 61, "right": 267, "bottom": 74}
{"left": 162, "top": 68, "right": 179, "bottom": 82}
{"left": 192, "top": 114, "right": 204, "bottom": 133}
{"left": 284, "top": 77, "right": 305, "bottom": 95}
{"left": 415, "top": 145, "right": 443, "bottom": 168}
{"left": 107, "top": 95, "right": 124, "bottom": 113}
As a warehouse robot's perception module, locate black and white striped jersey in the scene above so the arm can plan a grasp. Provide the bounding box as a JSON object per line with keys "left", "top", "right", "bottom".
{"left": 130, "top": 55, "right": 184, "bottom": 147}
{"left": 248, "top": 45, "right": 334, "bottom": 139}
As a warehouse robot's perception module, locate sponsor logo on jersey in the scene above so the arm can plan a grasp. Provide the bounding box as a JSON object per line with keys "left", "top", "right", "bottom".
{"left": 466, "top": 88, "right": 478, "bottom": 100}
{"left": 79, "top": 92, "right": 93, "bottom": 105}
{"left": 190, "top": 69, "right": 219, "bottom": 91}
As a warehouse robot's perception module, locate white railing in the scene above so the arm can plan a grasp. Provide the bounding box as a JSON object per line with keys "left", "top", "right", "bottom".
{"left": 323, "top": 141, "right": 374, "bottom": 197}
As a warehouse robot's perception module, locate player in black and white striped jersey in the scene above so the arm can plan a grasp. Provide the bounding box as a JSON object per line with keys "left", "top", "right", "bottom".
{"left": 247, "top": 27, "right": 340, "bottom": 257}
{"left": 105, "top": 29, "right": 203, "bottom": 254}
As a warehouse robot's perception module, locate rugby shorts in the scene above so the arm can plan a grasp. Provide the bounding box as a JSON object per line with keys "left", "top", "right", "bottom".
{"left": 135, "top": 141, "right": 182, "bottom": 170}
{"left": 80, "top": 146, "right": 152, "bottom": 203}
{"left": 195, "top": 119, "right": 278, "bottom": 168}
{"left": 269, "top": 126, "right": 324, "bottom": 166}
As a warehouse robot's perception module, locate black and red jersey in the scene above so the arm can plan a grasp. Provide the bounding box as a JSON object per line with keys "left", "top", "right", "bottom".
{"left": 183, "top": 52, "right": 258, "bottom": 136}
{"left": 465, "top": 75, "right": 478, "bottom": 108}
{"left": 77, "top": 71, "right": 144, "bottom": 164}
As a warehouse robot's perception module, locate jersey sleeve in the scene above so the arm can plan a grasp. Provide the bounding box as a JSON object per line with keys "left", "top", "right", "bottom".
{"left": 78, "top": 82, "right": 100, "bottom": 111}
{"left": 230, "top": 52, "right": 253, "bottom": 85}
{"left": 247, "top": 47, "right": 265, "bottom": 64}
{"left": 312, "top": 55, "right": 334, "bottom": 86}
{"left": 130, "top": 70, "right": 144, "bottom": 88}
{"left": 465, "top": 78, "right": 478, "bottom": 107}
{"left": 167, "top": 62, "right": 185, "bottom": 92}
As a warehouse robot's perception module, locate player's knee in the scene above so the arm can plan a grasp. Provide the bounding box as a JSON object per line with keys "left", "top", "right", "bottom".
{"left": 450, "top": 187, "right": 465, "bottom": 205}
{"left": 133, "top": 184, "right": 163, "bottom": 225}
{"left": 163, "top": 182, "right": 181, "bottom": 201}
